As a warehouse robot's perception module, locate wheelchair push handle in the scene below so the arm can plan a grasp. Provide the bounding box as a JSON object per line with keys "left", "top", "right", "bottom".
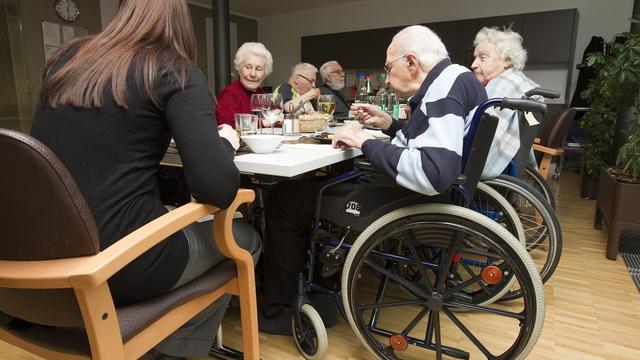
{"left": 524, "top": 88, "right": 560, "bottom": 99}
{"left": 500, "top": 97, "right": 548, "bottom": 115}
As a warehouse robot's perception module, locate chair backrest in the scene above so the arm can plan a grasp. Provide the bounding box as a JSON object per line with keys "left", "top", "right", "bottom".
{"left": 0, "top": 128, "right": 100, "bottom": 327}
{"left": 538, "top": 108, "right": 577, "bottom": 149}
{"left": 0, "top": 128, "right": 100, "bottom": 260}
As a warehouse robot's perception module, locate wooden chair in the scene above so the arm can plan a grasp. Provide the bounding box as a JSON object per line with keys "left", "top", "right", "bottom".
{"left": 0, "top": 128, "right": 259, "bottom": 359}
{"left": 532, "top": 108, "right": 577, "bottom": 180}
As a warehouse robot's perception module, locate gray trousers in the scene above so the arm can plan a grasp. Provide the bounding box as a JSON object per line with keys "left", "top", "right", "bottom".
{"left": 153, "top": 219, "right": 261, "bottom": 358}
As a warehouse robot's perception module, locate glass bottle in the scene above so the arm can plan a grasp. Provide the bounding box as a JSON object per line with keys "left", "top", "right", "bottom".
{"left": 364, "top": 76, "right": 375, "bottom": 104}
{"left": 355, "top": 72, "right": 368, "bottom": 103}
{"left": 388, "top": 87, "right": 400, "bottom": 119}
{"left": 375, "top": 72, "right": 389, "bottom": 113}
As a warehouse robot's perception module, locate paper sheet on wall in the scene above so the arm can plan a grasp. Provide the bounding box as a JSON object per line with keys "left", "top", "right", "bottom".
{"left": 62, "top": 26, "right": 75, "bottom": 43}
{"left": 41, "top": 21, "right": 89, "bottom": 61}
{"left": 42, "top": 21, "right": 60, "bottom": 47}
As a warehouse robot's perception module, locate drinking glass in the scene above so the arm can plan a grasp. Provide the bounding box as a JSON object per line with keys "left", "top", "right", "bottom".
{"left": 317, "top": 94, "right": 336, "bottom": 131}
{"left": 261, "top": 93, "right": 283, "bottom": 134}
{"left": 250, "top": 93, "right": 265, "bottom": 133}
{"left": 234, "top": 113, "right": 258, "bottom": 137}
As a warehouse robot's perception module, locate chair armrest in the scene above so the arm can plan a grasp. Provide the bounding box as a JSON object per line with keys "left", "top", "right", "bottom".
{"left": 532, "top": 143, "right": 564, "bottom": 156}
{"left": 0, "top": 256, "right": 91, "bottom": 289}
{"left": 0, "top": 189, "right": 255, "bottom": 289}
{"left": 69, "top": 189, "right": 255, "bottom": 288}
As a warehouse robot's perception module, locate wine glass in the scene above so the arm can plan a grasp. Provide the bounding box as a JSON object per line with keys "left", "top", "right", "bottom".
{"left": 250, "top": 94, "right": 265, "bottom": 133}
{"left": 261, "top": 93, "right": 283, "bottom": 134}
{"left": 317, "top": 94, "right": 336, "bottom": 131}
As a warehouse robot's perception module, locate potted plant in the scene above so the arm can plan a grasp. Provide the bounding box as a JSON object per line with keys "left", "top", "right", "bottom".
{"left": 593, "top": 84, "right": 640, "bottom": 260}
{"left": 580, "top": 32, "right": 640, "bottom": 198}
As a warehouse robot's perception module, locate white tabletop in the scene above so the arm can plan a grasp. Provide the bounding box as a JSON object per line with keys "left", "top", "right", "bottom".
{"left": 161, "top": 143, "right": 362, "bottom": 178}
{"left": 234, "top": 143, "right": 361, "bottom": 177}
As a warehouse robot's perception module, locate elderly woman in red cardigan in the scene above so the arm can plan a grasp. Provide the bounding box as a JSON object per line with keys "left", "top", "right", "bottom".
{"left": 216, "top": 42, "right": 273, "bottom": 127}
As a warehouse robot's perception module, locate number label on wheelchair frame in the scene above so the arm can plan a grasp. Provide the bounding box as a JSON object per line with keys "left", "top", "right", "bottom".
{"left": 345, "top": 201, "right": 361, "bottom": 216}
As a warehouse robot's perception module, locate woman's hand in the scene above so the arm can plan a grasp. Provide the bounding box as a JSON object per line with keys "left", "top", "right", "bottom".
{"left": 218, "top": 124, "right": 240, "bottom": 151}
{"left": 331, "top": 124, "right": 375, "bottom": 150}
{"left": 350, "top": 103, "right": 393, "bottom": 130}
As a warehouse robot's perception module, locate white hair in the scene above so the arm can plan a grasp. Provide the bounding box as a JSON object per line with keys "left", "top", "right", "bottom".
{"left": 290, "top": 63, "right": 318, "bottom": 78}
{"left": 391, "top": 25, "right": 448, "bottom": 70}
{"left": 234, "top": 42, "right": 273, "bottom": 76}
{"left": 474, "top": 27, "right": 528, "bottom": 70}
{"left": 319, "top": 61, "right": 339, "bottom": 80}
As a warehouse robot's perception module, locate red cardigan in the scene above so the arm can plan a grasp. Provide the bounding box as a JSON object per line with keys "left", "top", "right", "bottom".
{"left": 215, "top": 80, "right": 264, "bottom": 128}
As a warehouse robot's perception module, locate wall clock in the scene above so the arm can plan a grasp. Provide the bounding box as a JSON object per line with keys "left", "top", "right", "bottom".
{"left": 54, "top": 0, "right": 80, "bottom": 22}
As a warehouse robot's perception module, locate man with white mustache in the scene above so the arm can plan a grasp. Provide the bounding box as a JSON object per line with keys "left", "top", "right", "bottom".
{"left": 319, "top": 60, "right": 350, "bottom": 119}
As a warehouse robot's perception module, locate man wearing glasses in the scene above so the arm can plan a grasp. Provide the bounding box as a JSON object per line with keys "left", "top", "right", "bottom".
{"left": 334, "top": 25, "right": 487, "bottom": 196}
{"left": 274, "top": 63, "right": 320, "bottom": 114}
{"left": 259, "top": 25, "right": 487, "bottom": 336}
{"left": 319, "top": 60, "right": 350, "bottom": 118}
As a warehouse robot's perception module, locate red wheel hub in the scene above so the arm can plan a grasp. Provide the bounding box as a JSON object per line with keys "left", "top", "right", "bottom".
{"left": 389, "top": 334, "right": 409, "bottom": 351}
{"left": 481, "top": 265, "right": 503, "bottom": 285}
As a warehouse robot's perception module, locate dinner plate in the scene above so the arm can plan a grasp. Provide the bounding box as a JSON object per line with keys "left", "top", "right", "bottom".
{"left": 311, "top": 135, "right": 333, "bottom": 144}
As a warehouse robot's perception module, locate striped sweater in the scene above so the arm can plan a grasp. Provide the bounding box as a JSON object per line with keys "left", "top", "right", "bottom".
{"left": 361, "top": 59, "right": 487, "bottom": 195}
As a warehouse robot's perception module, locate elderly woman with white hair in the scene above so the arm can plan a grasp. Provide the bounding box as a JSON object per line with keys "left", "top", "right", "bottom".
{"left": 216, "top": 42, "right": 273, "bottom": 127}
{"left": 471, "top": 26, "right": 541, "bottom": 179}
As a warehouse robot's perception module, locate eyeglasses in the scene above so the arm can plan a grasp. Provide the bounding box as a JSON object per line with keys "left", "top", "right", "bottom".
{"left": 330, "top": 69, "right": 345, "bottom": 75}
{"left": 384, "top": 55, "right": 406, "bottom": 73}
{"left": 297, "top": 73, "right": 315, "bottom": 84}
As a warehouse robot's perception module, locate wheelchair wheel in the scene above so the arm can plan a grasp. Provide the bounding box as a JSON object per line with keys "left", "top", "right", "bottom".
{"left": 292, "top": 303, "right": 328, "bottom": 360}
{"left": 484, "top": 175, "right": 562, "bottom": 300}
{"left": 341, "top": 204, "right": 545, "bottom": 360}
{"left": 519, "top": 166, "right": 556, "bottom": 209}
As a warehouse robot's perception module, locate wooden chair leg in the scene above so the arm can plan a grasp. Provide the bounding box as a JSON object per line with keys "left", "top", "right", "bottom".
{"left": 237, "top": 264, "right": 259, "bottom": 360}
{"left": 538, "top": 154, "right": 553, "bottom": 181}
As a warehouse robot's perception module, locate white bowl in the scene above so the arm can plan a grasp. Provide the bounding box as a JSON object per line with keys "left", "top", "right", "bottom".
{"left": 241, "top": 134, "right": 283, "bottom": 154}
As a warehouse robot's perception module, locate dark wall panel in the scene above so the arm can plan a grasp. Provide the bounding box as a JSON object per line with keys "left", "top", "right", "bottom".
{"left": 522, "top": 9, "right": 577, "bottom": 64}
{"left": 302, "top": 9, "right": 576, "bottom": 69}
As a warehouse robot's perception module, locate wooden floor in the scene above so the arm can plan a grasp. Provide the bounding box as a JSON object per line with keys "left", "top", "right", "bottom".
{"left": 2, "top": 171, "right": 640, "bottom": 359}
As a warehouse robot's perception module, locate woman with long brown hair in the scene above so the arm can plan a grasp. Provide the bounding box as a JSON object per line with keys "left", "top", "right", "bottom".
{"left": 31, "top": 0, "right": 260, "bottom": 358}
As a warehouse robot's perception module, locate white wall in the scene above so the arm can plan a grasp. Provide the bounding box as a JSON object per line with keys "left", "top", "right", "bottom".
{"left": 257, "top": 0, "right": 634, "bottom": 99}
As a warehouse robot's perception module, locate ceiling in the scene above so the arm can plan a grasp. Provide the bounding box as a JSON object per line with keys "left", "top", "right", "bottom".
{"left": 189, "top": 0, "right": 364, "bottom": 18}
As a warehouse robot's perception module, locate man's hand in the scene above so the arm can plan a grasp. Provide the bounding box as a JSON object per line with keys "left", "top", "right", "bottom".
{"left": 305, "top": 88, "right": 321, "bottom": 101}
{"left": 331, "top": 124, "right": 375, "bottom": 150}
{"left": 218, "top": 124, "right": 240, "bottom": 151}
{"left": 350, "top": 103, "right": 393, "bottom": 130}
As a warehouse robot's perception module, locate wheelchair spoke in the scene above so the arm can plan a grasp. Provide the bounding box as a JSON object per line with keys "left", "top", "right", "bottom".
{"left": 433, "top": 310, "right": 443, "bottom": 360}
{"left": 403, "top": 233, "right": 435, "bottom": 294}
{"left": 461, "top": 261, "right": 491, "bottom": 294}
{"left": 356, "top": 299, "right": 426, "bottom": 311}
{"left": 443, "top": 271, "right": 485, "bottom": 298}
{"left": 445, "top": 301, "right": 525, "bottom": 320}
{"left": 442, "top": 307, "right": 495, "bottom": 359}
{"left": 435, "top": 231, "right": 463, "bottom": 292}
{"left": 401, "top": 304, "right": 430, "bottom": 336}
{"left": 364, "top": 258, "right": 430, "bottom": 298}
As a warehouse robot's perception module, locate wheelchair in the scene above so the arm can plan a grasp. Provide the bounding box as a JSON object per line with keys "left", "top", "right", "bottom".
{"left": 475, "top": 88, "right": 563, "bottom": 301}
{"left": 290, "top": 98, "right": 547, "bottom": 360}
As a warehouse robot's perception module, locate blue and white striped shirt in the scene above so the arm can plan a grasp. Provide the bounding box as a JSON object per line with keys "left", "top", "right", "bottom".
{"left": 361, "top": 59, "right": 487, "bottom": 195}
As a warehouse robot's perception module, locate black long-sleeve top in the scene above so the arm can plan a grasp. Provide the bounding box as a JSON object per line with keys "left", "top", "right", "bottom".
{"left": 31, "top": 53, "right": 239, "bottom": 305}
